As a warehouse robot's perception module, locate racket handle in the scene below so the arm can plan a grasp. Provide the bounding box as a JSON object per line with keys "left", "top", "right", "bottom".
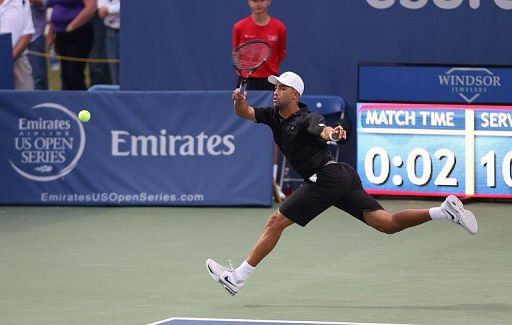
{"left": 239, "top": 80, "right": 247, "bottom": 95}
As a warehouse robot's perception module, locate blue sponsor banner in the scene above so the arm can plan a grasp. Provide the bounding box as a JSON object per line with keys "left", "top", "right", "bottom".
{"left": 359, "top": 65, "right": 512, "bottom": 104}
{"left": 0, "top": 91, "right": 274, "bottom": 206}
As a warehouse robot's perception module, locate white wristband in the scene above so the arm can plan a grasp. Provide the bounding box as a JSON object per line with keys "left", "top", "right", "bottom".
{"left": 329, "top": 131, "right": 340, "bottom": 142}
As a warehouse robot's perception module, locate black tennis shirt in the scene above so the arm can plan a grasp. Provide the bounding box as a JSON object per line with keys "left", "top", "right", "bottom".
{"left": 254, "top": 103, "right": 334, "bottom": 179}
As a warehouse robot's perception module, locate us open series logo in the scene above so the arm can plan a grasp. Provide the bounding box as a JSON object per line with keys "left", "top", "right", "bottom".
{"left": 11, "top": 103, "right": 85, "bottom": 182}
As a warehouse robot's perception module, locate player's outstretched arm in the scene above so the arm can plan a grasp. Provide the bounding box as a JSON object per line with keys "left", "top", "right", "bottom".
{"left": 232, "top": 88, "right": 256, "bottom": 121}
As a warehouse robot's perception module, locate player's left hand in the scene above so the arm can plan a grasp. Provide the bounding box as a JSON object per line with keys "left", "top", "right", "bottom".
{"left": 330, "top": 125, "right": 347, "bottom": 141}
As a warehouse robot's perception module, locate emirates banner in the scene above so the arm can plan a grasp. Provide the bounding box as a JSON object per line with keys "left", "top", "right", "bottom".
{"left": 0, "top": 91, "right": 274, "bottom": 206}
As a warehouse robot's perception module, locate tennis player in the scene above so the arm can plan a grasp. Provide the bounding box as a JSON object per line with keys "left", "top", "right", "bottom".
{"left": 206, "top": 71, "right": 478, "bottom": 296}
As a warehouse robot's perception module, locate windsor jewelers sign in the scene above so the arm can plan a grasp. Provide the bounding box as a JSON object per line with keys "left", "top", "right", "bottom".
{"left": 359, "top": 64, "right": 512, "bottom": 104}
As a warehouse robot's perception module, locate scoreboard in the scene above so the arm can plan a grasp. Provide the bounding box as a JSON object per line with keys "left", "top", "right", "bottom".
{"left": 357, "top": 103, "right": 512, "bottom": 198}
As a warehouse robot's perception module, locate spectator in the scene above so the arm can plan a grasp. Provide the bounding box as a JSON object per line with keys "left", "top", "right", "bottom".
{"left": 0, "top": 0, "right": 35, "bottom": 90}
{"left": 232, "top": 0, "right": 286, "bottom": 90}
{"left": 47, "top": 0, "right": 96, "bottom": 90}
{"left": 97, "top": 0, "right": 119, "bottom": 84}
{"left": 88, "top": 13, "right": 111, "bottom": 86}
{"left": 233, "top": 0, "right": 287, "bottom": 201}
{"left": 28, "top": 0, "right": 48, "bottom": 90}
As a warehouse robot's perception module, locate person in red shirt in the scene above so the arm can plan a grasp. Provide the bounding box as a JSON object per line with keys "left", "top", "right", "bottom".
{"left": 232, "top": 0, "right": 286, "bottom": 90}
{"left": 233, "top": 0, "right": 287, "bottom": 202}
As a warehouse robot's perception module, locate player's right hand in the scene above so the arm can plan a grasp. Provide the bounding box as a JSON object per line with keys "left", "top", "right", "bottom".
{"left": 232, "top": 88, "right": 247, "bottom": 102}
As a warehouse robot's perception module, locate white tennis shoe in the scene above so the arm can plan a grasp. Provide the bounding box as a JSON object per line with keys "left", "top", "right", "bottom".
{"left": 441, "top": 195, "right": 478, "bottom": 235}
{"left": 205, "top": 259, "right": 244, "bottom": 296}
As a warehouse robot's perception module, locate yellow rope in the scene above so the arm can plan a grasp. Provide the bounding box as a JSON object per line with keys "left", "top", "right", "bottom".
{"left": 28, "top": 50, "right": 119, "bottom": 64}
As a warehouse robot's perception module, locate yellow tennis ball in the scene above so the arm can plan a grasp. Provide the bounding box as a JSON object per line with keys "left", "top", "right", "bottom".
{"left": 78, "top": 110, "right": 91, "bottom": 122}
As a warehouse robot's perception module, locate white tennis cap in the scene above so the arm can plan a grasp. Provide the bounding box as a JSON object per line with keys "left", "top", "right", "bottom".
{"left": 268, "top": 71, "right": 304, "bottom": 96}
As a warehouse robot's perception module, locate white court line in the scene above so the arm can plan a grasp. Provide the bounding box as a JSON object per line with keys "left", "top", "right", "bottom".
{"left": 147, "top": 317, "right": 415, "bottom": 325}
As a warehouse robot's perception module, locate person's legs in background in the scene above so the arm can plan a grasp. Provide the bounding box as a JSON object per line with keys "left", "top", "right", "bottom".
{"left": 88, "top": 15, "right": 111, "bottom": 86}
{"left": 55, "top": 24, "right": 94, "bottom": 90}
{"left": 28, "top": 35, "right": 48, "bottom": 90}
{"left": 13, "top": 54, "right": 34, "bottom": 90}
{"left": 105, "top": 27, "right": 119, "bottom": 85}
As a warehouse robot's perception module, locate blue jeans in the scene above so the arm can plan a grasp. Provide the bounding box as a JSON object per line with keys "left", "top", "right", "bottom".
{"left": 105, "top": 28, "right": 120, "bottom": 85}
{"left": 28, "top": 35, "right": 48, "bottom": 90}
{"left": 88, "top": 16, "right": 111, "bottom": 85}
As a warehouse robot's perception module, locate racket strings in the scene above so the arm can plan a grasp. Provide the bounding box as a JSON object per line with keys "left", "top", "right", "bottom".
{"left": 233, "top": 43, "right": 271, "bottom": 70}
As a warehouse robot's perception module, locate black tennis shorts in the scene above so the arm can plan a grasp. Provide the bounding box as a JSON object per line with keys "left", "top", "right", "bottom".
{"left": 279, "top": 162, "right": 383, "bottom": 227}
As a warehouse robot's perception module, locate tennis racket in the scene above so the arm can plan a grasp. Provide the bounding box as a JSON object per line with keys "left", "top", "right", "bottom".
{"left": 232, "top": 40, "right": 272, "bottom": 94}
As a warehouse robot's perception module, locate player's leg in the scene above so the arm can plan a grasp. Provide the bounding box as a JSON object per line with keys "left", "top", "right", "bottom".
{"left": 206, "top": 210, "right": 293, "bottom": 295}
{"left": 206, "top": 178, "right": 334, "bottom": 295}
{"left": 237, "top": 179, "right": 336, "bottom": 270}
{"left": 362, "top": 194, "right": 477, "bottom": 235}
{"left": 245, "top": 209, "right": 294, "bottom": 267}
{"left": 337, "top": 163, "right": 477, "bottom": 235}
{"left": 363, "top": 208, "right": 431, "bottom": 234}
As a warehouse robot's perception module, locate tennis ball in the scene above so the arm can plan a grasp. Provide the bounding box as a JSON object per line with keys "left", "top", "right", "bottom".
{"left": 78, "top": 110, "right": 91, "bottom": 122}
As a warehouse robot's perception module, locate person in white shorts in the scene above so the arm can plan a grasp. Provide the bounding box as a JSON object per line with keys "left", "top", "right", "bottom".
{"left": 0, "top": 0, "right": 35, "bottom": 90}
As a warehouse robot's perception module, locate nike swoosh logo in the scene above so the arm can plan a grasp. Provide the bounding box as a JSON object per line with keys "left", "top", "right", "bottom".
{"left": 223, "top": 276, "right": 236, "bottom": 287}
{"left": 445, "top": 209, "right": 456, "bottom": 221}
